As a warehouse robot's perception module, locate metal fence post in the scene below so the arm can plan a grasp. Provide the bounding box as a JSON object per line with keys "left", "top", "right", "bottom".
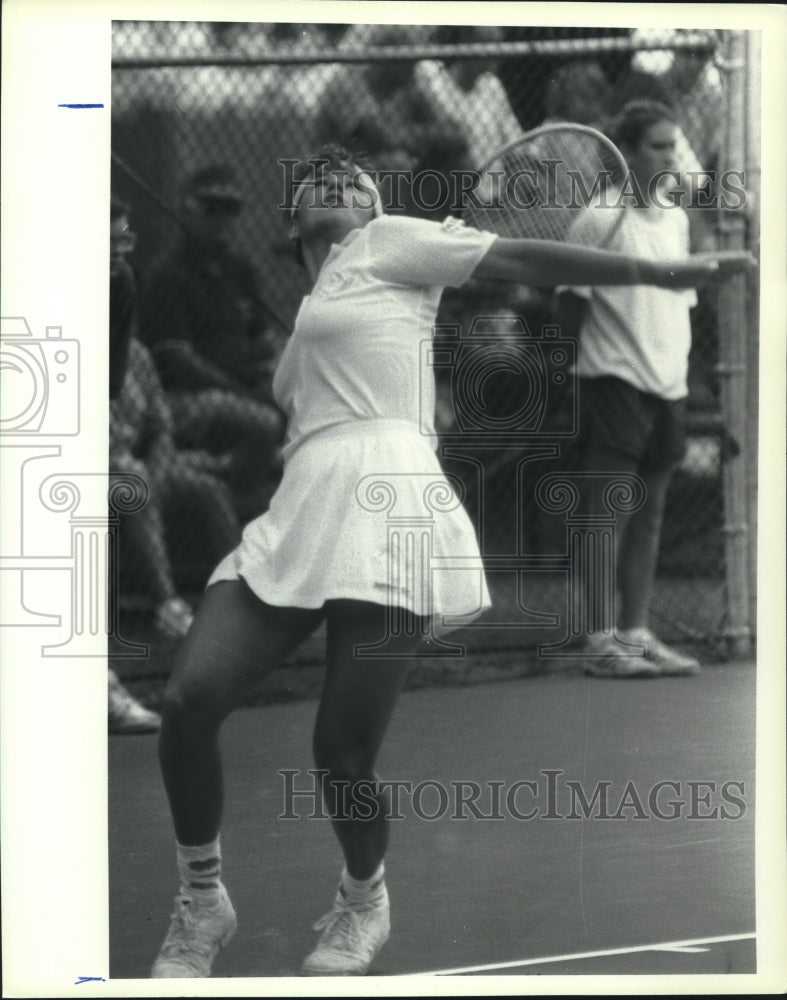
{"left": 744, "top": 30, "right": 761, "bottom": 645}
{"left": 717, "top": 30, "right": 754, "bottom": 658}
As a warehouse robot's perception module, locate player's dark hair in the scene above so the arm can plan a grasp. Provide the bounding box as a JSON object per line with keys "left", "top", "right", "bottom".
{"left": 609, "top": 100, "right": 675, "bottom": 151}
{"left": 287, "top": 144, "right": 375, "bottom": 218}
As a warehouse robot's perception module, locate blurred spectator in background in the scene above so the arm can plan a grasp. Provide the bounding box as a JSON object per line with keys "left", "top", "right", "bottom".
{"left": 110, "top": 336, "right": 242, "bottom": 636}
{"left": 109, "top": 196, "right": 163, "bottom": 735}
{"left": 110, "top": 194, "right": 241, "bottom": 632}
{"left": 497, "top": 27, "right": 633, "bottom": 131}
{"left": 542, "top": 61, "right": 613, "bottom": 128}
{"left": 110, "top": 196, "right": 138, "bottom": 401}
{"left": 416, "top": 25, "right": 522, "bottom": 170}
{"left": 310, "top": 24, "right": 471, "bottom": 218}
{"left": 138, "top": 164, "right": 285, "bottom": 522}
{"left": 210, "top": 22, "right": 352, "bottom": 116}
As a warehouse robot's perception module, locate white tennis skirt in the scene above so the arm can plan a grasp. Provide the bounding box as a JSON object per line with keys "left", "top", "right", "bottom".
{"left": 208, "top": 419, "right": 491, "bottom": 632}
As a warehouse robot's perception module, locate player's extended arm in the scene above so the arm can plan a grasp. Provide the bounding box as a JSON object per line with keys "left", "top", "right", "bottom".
{"left": 473, "top": 237, "right": 754, "bottom": 290}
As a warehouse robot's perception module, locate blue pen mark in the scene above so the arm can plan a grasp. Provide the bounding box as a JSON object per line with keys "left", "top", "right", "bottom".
{"left": 75, "top": 976, "right": 106, "bottom": 985}
{"left": 58, "top": 103, "right": 104, "bottom": 109}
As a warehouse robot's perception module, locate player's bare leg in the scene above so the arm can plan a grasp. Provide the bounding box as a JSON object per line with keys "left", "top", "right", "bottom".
{"left": 152, "top": 580, "right": 324, "bottom": 977}
{"left": 617, "top": 465, "right": 700, "bottom": 675}
{"left": 578, "top": 441, "right": 660, "bottom": 678}
{"left": 302, "top": 599, "right": 424, "bottom": 975}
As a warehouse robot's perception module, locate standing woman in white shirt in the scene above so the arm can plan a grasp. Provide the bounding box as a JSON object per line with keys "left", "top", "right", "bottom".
{"left": 556, "top": 100, "right": 717, "bottom": 678}
{"left": 149, "top": 144, "right": 741, "bottom": 979}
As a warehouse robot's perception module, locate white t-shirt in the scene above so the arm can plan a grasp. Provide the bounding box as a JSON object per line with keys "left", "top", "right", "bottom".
{"left": 560, "top": 203, "right": 696, "bottom": 400}
{"left": 273, "top": 215, "right": 496, "bottom": 457}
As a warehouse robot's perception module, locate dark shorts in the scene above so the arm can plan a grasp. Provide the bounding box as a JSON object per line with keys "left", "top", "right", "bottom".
{"left": 579, "top": 376, "right": 687, "bottom": 470}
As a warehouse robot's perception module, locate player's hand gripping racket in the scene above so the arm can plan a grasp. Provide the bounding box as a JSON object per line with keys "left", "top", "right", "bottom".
{"left": 461, "top": 121, "right": 631, "bottom": 248}
{"left": 461, "top": 122, "right": 758, "bottom": 279}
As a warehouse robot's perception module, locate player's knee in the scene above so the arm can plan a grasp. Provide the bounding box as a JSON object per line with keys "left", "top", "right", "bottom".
{"left": 313, "top": 748, "right": 381, "bottom": 820}
{"left": 160, "top": 678, "right": 225, "bottom": 732}
{"left": 312, "top": 743, "right": 375, "bottom": 787}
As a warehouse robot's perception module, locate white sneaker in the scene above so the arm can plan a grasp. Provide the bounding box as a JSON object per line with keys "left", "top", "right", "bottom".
{"left": 108, "top": 670, "right": 161, "bottom": 734}
{"left": 620, "top": 627, "right": 701, "bottom": 676}
{"left": 582, "top": 633, "right": 660, "bottom": 679}
{"left": 301, "top": 883, "right": 390, "bottom": 976}
{"left": 151, "top": 884, "right": 237, "bottom": 978}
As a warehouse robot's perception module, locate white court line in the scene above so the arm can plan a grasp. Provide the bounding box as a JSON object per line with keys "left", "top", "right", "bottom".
{"left": 399, "top": 932, "right": 756, "bottom": 976}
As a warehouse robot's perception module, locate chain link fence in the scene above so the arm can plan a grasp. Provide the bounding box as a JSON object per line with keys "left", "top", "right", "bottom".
{"left": 109, "top": 21, "right": 757, "bottom": 669}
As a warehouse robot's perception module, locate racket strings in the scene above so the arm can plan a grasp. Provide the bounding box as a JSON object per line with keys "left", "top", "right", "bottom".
{"left": 463, "top": 128, "right": 628, "bottom": 245}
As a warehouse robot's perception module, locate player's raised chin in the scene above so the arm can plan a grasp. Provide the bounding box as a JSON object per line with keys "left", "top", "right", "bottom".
{"left": 294, "top": 171, "right": 379, "bottom": 237}
{"left": 290, "top": 167, "right": 381, "bottom": 282}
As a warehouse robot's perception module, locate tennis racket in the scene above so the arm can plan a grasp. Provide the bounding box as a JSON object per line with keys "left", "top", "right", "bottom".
{"left": 461, "top": 122, "right": 631, "bottom": 249}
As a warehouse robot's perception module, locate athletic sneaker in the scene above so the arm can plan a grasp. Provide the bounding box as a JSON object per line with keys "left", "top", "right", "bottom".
{"left": 301, "top": 883, "right": 390, "bottom": 976}
{"left": 151, "top": 884, "right": 237, "bottom": 978}
{"left": 582, "top": 633, "right": 661, "bottom": 679}
{"left": 108, "top": 669, "right": 161, "bottom": 734}
{"left": 619, "top": 627, "right": 701, "bottom": 676}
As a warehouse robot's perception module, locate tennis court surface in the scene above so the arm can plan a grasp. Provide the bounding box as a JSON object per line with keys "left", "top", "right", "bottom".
{"left": 109, "top": 658, "right": 755, "bottom": 980}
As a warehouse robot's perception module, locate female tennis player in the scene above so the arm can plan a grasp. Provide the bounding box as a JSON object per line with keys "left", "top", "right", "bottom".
{"left": 150, "top": 145, "right": 750, "bottom": 978}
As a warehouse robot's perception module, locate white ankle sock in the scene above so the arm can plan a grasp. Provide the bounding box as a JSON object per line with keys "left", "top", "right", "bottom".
{"left": 340, "top": 862, "right": 385, "bottom": 902}
{"left": 177, "top": 838, "right": 222, "bottom": 900}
